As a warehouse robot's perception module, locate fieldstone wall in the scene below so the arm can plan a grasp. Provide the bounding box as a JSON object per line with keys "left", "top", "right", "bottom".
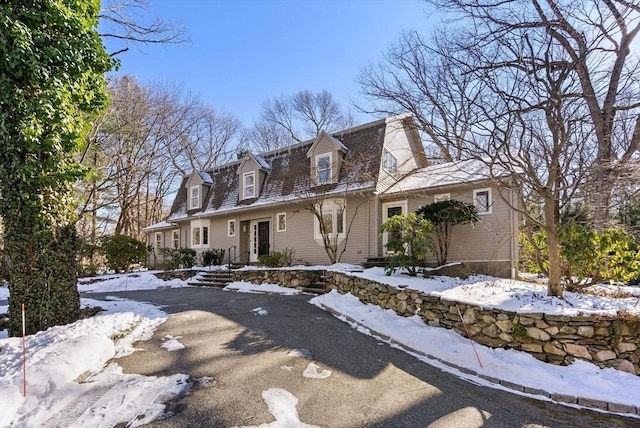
{"left": 231, "top": 268, "right": 640, "bottom": 376}
{"left": 232, "top": 268, "right": 325, "bottom": 289}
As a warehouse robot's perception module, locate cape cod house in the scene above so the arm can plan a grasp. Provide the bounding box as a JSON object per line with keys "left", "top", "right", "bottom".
{"left": 144, "top": 114, "right": 520, "bottom": 277}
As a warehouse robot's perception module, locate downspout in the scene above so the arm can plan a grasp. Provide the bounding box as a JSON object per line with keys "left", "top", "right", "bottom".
{"left": 366, "top": 198, "right": 370, "bottom": 259}
{"left": 510, "top": 183, "right": 517, "bottom": 279}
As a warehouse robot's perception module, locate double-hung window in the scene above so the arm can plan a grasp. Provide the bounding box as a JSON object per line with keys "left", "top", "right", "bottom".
{"left": 277, "top": 213, "right": 286, "bottom": 232}
{"left": 172, "top": 230, "right": 179, "bottom": 248}
{"left": 316, "top": 153, "right": 332, "bottom": 184}
{"left": 155, "top": 232, "right": 162, "bottom": 249}
{"left": 190, "top": 186, "right": 200, "bottom": 209}
{"left": 191, "top": 220, "right": 210, "bottom": 247}
{"left": 314, "top": 200, "right": 345, "bottom": 241}
{"left": 243, "top": 172, "right": 255, "bottom": 199}
{"left": 382, "top": 149, "right": 397, "bottom": 175}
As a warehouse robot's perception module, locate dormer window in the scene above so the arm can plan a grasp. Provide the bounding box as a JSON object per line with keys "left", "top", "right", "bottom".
{"left": 243, "top": 172, "right": 255, "bottom": 199}
{"left": 190, "top": 186, "right": 200, "bottom": 209}
{"left": 383, "top": 149, "right": 397, "bottom": 175}
{"left": 316, "top": 153, "right": 332, "bottom": 184}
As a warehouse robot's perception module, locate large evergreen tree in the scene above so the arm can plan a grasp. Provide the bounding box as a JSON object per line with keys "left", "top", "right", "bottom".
{"left": 0, "top": 0, "right": 112, "bottom": 335}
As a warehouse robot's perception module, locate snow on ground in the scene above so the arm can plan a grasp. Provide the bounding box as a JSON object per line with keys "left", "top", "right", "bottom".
{"left": 78, "top": 271, "right": 188, "bottom": 293}
{"left": 1, "top": 266, "right": 640, "bottom": 427}
{"left": 239, "top": 388, "right": 319, "bottom": 428}
{"left": 252, "top": 307, "right": 269, "bottom": 316}
{"left": 161, "top": 335, "right": 186, "bottom": 351}
{"left": 0, "top": 274, "right": 190, "bottom": 427}
{"left": 302, "top": 363, "right": 332, "bottom": 379}
{"left": 309, "top": 290, "right": 640, "bottom": 410}
{"left": 339, "top": 266, "right": 640, "bottom": 317}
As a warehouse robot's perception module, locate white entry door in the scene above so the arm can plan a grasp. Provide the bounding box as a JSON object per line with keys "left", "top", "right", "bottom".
{"left": 381, "top": 200, "right": 407, "bottom": 253}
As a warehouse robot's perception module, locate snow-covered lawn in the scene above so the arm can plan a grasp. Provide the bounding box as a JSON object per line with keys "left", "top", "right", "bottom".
{"left": 347, "top": 267, "right": 640, "bottom": 316}
{"left": 0, "top": 267, "right": 638, "bottom": 426}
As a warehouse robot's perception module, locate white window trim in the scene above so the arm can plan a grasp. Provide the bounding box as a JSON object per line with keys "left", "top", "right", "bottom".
{"left": 276, "top": 212, "right": 286, "bottom": 232}
{"left": 172, "top": 230, "right": 179, "bottom": 248}
{"left": 473, "top": 188, "right": 492, "bottom": 215}
{"left": 190, "top": 185, "right": 200, "bottom": 210}
{"left": 315, "top": 152, "right": 332, "bottom": 184}
{"left": 190, "top": 219, "right": 211, "bottom": 248}
{"left": 313, "top": 199, "right": 346, "bottom": 243}
{"left": 382, "top": 149, "right": 398, "bottom": 175}
{"left": 155, "top": 232, "right": 162, "bottom": 249}
{"left": 228, "top": 219, "right": 236, "bottom": 237}
{"left": 434, "top": 193, "right": 451, "bottom": 203}
{"left": 243, "top": 171, "right": 256, "bottom": 199}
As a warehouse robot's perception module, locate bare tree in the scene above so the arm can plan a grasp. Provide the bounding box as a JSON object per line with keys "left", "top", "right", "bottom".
{"left": 296, "top": 191, "right": 367, "bottom": 264}
{"left": 244, "top": 120, "right": 292, "bottom": 153}
{"left": 361, "top": 0, "right": 639, "bottom": 296}
{"left": 430, "top": 0, "right": 640, "bottom": 229}
{"left": 248, "top": 90, "right": 355, "bottom": 151}
{"left": 462, "top": 29, "right": 596, "bottom": 296}
{"left": 359, "top": 30, "right": 481, "bottom": 162}
{"left": 293, "top": 151, "right": 377, "bottom": 264}
{"left": 78, "top": 76, "right": 244, "bottom": 245}
{"left": 99, "top": 0, "right": 189, "bottom": 56}
{"left": 159, "top": 85, "right": 243, "bottom": 175}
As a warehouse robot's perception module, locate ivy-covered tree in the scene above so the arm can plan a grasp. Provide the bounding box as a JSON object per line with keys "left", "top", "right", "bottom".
{"left": 380, "top": 213, "right": 434, "bottom": 276}
{"left": 416, "top": 200, "right": 478, "bottom": 266}
{"left": 0, "top": 0, "right": 112, "bottom": 335}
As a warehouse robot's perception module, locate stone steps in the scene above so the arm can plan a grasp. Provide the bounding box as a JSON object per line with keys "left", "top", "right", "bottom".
{"left": 363, "top": 257, "right": 389, "bottom": 268}
{"left": 188, "top": 270, "right": 233, "bottom": 288}
{"left": 299, "top": 279, "right": 328, "bottom": 295}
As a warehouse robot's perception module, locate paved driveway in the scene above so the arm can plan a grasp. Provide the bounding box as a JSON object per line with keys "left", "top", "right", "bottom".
{"left": 87, "top": 287, "right": 636, "bottom": 427}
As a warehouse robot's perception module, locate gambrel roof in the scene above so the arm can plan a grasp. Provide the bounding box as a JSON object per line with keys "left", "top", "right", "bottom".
{"left": 167, "top": 116, "right": 393, "bottom": 221}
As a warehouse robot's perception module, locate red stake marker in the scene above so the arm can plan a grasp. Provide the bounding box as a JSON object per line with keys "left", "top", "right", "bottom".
{"left": 456, "top": 303, "right": 483, "bottom": 368}
{"left": 22, "top": 303, "right": 26, "bottom": 397}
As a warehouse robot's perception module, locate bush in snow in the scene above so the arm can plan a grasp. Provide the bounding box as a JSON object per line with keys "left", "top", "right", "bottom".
{"left": 416, "top": 200, "right": 478, "bottom": 266}
{"left": 201, "top": 249, "right": 225, "bottom": 266}
{"left": 100, "top": 235, "right": 147, "bottom": 273}
{"left": 380, "top": 213, "right": 434, "bottom": 276}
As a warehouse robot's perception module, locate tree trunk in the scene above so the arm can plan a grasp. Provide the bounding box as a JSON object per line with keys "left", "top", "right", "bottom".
{"left": 6, "top": 220, "right": 80, "bottom": 336}
{"left": 544, "top": 201, "right": 563, "bottom": 297}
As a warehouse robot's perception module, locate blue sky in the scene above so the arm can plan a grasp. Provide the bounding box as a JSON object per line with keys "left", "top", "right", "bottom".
{"left": 102, "top": 0, "right": 434, "bottom": 126}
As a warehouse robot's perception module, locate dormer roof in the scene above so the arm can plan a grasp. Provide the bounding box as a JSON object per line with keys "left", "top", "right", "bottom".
{"left": 236, "top": 152, "right": 271, "bottom": 173}
{"left": 306, "top": 130, "right": 347, "bottom": 158}
{"left": 198, "top": 170, "right": 214, "bottom": 185}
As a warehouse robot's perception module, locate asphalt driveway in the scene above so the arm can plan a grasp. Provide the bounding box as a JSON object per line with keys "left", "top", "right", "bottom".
{"left": 87, "top": 287, "right": 637, "bottom": 427}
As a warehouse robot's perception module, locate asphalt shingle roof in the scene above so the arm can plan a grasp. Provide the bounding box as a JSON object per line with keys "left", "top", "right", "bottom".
{"left": 168, "top": 118, "right": 387, "bottom": 221}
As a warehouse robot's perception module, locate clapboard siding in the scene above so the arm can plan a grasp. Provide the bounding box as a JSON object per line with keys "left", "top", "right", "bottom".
{"left": 403, "top": 184, "right": 517, "bottom": 265}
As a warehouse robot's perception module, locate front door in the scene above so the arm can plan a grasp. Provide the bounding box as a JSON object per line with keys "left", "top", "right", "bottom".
{"left": 250, "top": 220, "right": 271, "bottom": 262}
{"left": 382, "top": 201, "right": 407, "bottom": 254}
{"left": 258, "top": 221, "right": 270, "bottom": 257}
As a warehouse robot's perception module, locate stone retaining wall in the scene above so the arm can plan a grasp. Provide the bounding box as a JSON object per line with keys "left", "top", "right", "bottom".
{"left": 232, "top": 268, "right": 640, "bottom": 376}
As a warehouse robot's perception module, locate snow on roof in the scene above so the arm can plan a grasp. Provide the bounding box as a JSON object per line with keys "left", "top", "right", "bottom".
{"left": 141, "top": 221, "right": 178, "bottom": 232}
{"left": 253, "top": 154, "right": 271, "bottom": 170}
{"left": 198, "top": 171, "right": 214, "bottom": 184}
{"left": 383, "top": 159, "right": 506, "bottom": 194}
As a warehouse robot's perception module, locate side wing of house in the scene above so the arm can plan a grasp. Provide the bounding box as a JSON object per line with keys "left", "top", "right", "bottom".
{"left": 142, "top": 221, "right": 181, "bottom": 269}
{"left": 379, "top": 159, "right": 520, "bottom": 278}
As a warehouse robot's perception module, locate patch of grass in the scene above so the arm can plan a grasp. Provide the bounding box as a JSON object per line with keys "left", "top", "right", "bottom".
{"left": 512, "top": 323, "right": 527, "bottom": 339}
